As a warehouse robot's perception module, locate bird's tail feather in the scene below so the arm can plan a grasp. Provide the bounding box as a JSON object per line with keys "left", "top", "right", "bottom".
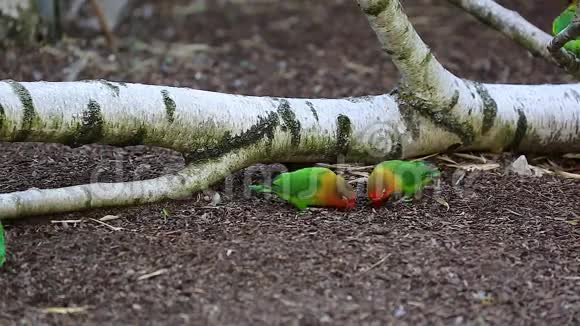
{"left": 249, "top": 185, "right": 273, "bottom": 193}
{"left": 421, "top": 163, "right": 441, "bottom": 184}
{"left": 429, "top": 167, "right": 441, "bottom": 178}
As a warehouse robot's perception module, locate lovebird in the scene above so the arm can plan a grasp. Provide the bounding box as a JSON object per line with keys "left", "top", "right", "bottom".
{"left": 0, "top": 222, "right": 5, "bottom": 268}
{"left": 249, "top": 167, "right": 356, "bottom": 210}
{"left": 552, "top": 0, "right": 580, "bottom": 55}
{"left": 367, "top": 160, "right": 440, "bottom": 206}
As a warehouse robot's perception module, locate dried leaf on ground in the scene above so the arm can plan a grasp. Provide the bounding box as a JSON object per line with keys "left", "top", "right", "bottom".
{"left": 434, "top": 197, "right": 450, "bottom": 211}
{"left": 452, "top": 153, "right": 487, "bottom": 163}
{"left": 563, "top": 153, "right": 580, "bottom": 159}
{"left": 100, "top": 215, "right": 121, "bottom": 221}
{"left": 436, "top": 155, "right": 458, "bottom": 164}
{"left": 445, "top": 163, "right": 500, "bottom": 172}
{"left": 40, "top": 306, "right": 89, "bottom": 314}
{"left": 556, "top": 171, "right": 580, "bottom": 179}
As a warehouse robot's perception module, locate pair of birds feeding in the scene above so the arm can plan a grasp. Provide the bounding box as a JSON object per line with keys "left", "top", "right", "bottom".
{"left": 249, "top": 160, "right": 439, "bottom": 210}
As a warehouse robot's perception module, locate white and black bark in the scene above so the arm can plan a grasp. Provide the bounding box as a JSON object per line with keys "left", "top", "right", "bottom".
{"left": 448, "top": 0, "right": 580, "bottom": 77}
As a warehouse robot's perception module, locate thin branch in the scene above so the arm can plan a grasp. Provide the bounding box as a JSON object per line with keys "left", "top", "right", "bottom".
{"left": 448, "top": 0, "right": 580, "bottom": 78}
{"left": 355, "top": 0, "right": 460, "bottom": 102}
{"left": 448, "top": 0, "right": 552, "bottom": 58}
{"left": 550, "top": 47, "right": 580, "bottom": 76}
{"left": 88, "top": 0, "right": 117, "bottom": 51}
{"left": 0, "top": 150, "right": 253, "bottom": 219}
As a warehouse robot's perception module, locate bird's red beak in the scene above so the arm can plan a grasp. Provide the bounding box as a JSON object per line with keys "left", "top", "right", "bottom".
{"left": 368, "top": 190, "right": 383, "bottom": 208}
{"left": 345, "top": 197, "right": 356, "bottom": 209}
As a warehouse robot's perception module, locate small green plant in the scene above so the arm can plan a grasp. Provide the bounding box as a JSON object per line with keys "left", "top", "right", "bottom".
{"left": 161, "top": 208, "right": 171, "bottom": 223}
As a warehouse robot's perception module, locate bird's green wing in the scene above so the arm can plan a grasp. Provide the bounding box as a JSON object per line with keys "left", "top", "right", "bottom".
{"left": 271, "top": 167, "right": 328, "bottom": 208}
{"left": 553, "top": 5, "right": 574, "bottom": 35}
{"left": 249, "top": 184, "right": 273, "bottom": 193}
{"left": 0, "top": 221, "right": 5, "bottom": 268}
{"left": 377, "top": 160, "right": 405, "bottom": 171}
{"left": 373, "top": 160, "right": 410, "bottom": 196}
{"left": 272, "top": 167, "right": 325, "bottom": 197}
{"left": 397, "top": 161, "right": 438, "bottom": 197}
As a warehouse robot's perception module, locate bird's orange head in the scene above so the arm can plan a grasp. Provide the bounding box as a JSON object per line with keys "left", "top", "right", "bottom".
{"left": 367, "top": 167, "right": 396, "bottom": 207}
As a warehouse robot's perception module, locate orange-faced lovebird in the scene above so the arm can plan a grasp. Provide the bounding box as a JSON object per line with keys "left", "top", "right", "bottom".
{"left": 367, "top": 160, "right": 439, "bottom": 206}
{"left": 250, "top": 167, "right": 355, "bottom": 210}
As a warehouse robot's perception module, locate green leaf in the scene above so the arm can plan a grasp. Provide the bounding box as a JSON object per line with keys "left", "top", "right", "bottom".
{"left": 161, "top": 208, "right": 171, "bottom": 222}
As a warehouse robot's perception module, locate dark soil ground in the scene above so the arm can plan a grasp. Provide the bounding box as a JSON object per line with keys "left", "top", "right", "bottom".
{"left": 1, "top": 0, "right": 580, "bottom": 325}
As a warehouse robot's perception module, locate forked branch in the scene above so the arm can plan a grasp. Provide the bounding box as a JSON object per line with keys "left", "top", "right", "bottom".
{"left": 449, "top": 0, "right": 580, "bottom": 78}
{"left": 355, "top": 0, "right": 460, "bottom": 102}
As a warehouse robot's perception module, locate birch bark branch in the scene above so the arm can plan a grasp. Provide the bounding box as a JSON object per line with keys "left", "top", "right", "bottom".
{"left": 356, "top": 0, "right": 459, "bottom": 102}
{"left": 1, "top": 0, "right": 579, "bottom": 218}
{"left": 448, "top": 0, "right": 580, "bottom": 77}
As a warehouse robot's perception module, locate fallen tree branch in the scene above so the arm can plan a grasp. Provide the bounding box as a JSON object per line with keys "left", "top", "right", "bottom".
{"left": 0, "top": 79, "right": 579, "bottom": 218}
{"left": 0, "top": 80, "right": 404, "bottom": 159}
{"left": 1, "top": 0, "right": 580, "bottom": 218}
{"left": 354, "top": 1, "right": 577, "bottom": 145}
{"left": 448, "top": 0, "right": 580, "bottom": 78}
{"left": 0, "top": 150, "right": 252, "bottom": 219}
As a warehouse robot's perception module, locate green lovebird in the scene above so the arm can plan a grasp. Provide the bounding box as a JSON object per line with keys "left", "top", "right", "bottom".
{"left": 367, "top": 160, "right": 440, "bottom": 206}
{"left": 0, "top": 221, "right": 5, "bottom": 268}
{"left": 552, "top": 0, "right": 580, "bottom": 55}
{"left": 249, "top": 167, "right": 356, "bottom": 210}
